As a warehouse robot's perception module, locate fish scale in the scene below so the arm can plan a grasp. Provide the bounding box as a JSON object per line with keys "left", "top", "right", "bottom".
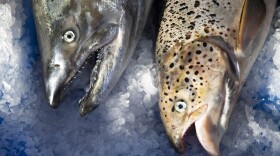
{"left": 156, "top": 0, "right": 276, "bottom": 155}
{"left": 156, "top": 0, "right": 243, "bottom": 58}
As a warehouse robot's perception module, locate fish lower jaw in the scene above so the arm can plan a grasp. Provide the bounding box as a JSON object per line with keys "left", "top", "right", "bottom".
{"left": 169, "top": 124, "right": 195, "bottom": 153}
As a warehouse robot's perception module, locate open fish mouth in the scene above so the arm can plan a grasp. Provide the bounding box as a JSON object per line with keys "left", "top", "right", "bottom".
{"left": 170, "top": 123, "right": 197, "bottom": 153}
{"left": 47, "top": 53, "right": 92, "bottom": 108}
{"left": 65, "top": 48, "right": 101, "bottom": 87}
{"left": 44, "top": 22, "right": 120, "bottom": 109}
{"left": 47, "top": 41, "right": 112, "bottom": 108}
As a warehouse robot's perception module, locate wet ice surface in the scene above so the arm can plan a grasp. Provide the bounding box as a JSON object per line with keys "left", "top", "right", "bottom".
{"left": 0, "top": 1, "right": 280, "bottom": 156}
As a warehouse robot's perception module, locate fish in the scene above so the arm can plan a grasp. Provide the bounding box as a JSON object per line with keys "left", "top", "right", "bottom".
{"left": 155, "top": 0, "right": 276, "bottom": 155}
{"left": 32, "top": 0, "right": 152, "bottom": 116}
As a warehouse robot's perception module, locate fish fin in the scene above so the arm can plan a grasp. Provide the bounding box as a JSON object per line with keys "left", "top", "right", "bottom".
{"left": 238, "top": 0, "right": 266, "bottom": 51}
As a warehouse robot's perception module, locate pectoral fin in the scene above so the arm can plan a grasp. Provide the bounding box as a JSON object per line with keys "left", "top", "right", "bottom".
{"left": 238, "top": 0, "right": 266, "bottom": 51}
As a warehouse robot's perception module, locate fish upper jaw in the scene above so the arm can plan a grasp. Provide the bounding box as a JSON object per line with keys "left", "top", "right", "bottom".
{"left": 45, "top": 74, "right": 63, "bottom": 108}
{"left": 43, "top": 49, "right": 68, "bottom": 108}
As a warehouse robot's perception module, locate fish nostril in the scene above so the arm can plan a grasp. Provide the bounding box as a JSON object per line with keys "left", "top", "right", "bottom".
{"left": 53, "top": 64, "right": 60, "bottom": 69}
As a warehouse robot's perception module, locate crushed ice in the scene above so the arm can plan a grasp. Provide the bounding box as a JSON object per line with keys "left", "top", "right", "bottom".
{"left": 0, "top": 1, "right": 279, "bottom": 155}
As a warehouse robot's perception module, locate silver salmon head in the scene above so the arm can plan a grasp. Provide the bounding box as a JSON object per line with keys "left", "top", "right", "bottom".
{"left": 156, "top": 0, "right": 276, "bottom": 155}
{"left": 32, "top": 0, "right": 152, "bottom": 115}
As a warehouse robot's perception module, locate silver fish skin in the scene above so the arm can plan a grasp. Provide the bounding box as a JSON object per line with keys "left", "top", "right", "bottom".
{"left": 32, "top": 0, "right": 152, "bottom": 116}
{"left": 156, "top": 0, "right": 276, "bottom": 155}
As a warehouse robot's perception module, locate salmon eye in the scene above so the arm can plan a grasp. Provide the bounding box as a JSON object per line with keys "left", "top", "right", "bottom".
{"left": 63, "top": 30, "right": 75, "bottom": 43}
{"left": 175, "top": 101, "right": 187, "bottom": 112}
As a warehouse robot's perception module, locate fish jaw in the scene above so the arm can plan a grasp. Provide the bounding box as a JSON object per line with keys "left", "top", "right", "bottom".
{"left": 78, "top": 10, "right": 133, "bottom": 116}
{"left": 157, "top": 41, "right": 239, "bottom": 154}
{"left": 79, "top": 1, "right": 153, "bottom": 116}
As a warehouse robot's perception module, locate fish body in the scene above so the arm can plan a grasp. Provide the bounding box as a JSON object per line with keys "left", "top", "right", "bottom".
{"left": 32, "top": 0, "right": 152, "bottom": 116}
{"left": 156, "top": 0, "right": 276, "bottom": 155}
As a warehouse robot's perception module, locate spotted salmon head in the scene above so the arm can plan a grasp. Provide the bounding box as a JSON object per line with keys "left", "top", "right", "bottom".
{"left": 157, "top": 40, "right": 239, "bottom": 155}
{"left": 156, "top": 0, "right": 276, "bottom": 155}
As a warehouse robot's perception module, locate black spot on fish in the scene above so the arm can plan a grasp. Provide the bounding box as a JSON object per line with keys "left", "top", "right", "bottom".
{"left": 204, "top": 27, "right": 210, "bottom": 33}
{"left": 196, "top": 50, "right": 202, "bottom": 55}
{"left": 195, "top": 15, "right": 201, "bottom": 19}
{"left": 170, "top": 63, "right": 174, "bottom": 68}
{"left": 209, "top": 14, "right": 216, "bottom": 17}
{"left": 185, "top": 34, "right": 191, "bottom": 39}
{"left": 194, "top": 1, "right": 200, "bottom": 7}
{"left": 179, "top": 65, "right": 185, "bottom": 70}
{"left": 203, "top": 42, "right": 207, "bottom": 47}
{"left": 187, "top": 11, "right": 195, "bottom": 15}
{"left": 179, "top": 6, "right": 188, "bottom": 11}
{"left": 212, "top": 0, "right": 220, "bottom": 6}
{"left": 185, "top": 77, "right": 189, "bottom": 82}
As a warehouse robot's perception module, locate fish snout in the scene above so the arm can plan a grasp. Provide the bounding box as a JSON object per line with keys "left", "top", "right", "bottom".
{"left": 168, "top": 135, "right": 185, "bottom": 153}
{"left": 44, "top": 63, "right": 67, "bottom": 108}
{"left": 45, "top": 83, "right": 61, "bottom": 108}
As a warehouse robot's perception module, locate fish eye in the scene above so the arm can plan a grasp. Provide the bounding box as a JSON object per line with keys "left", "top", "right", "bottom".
{"left": 175, "top": 101, "right": 187, "bottom": 112}
{"left": 63, "top": 30, "right": 75, "bottom": 43}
